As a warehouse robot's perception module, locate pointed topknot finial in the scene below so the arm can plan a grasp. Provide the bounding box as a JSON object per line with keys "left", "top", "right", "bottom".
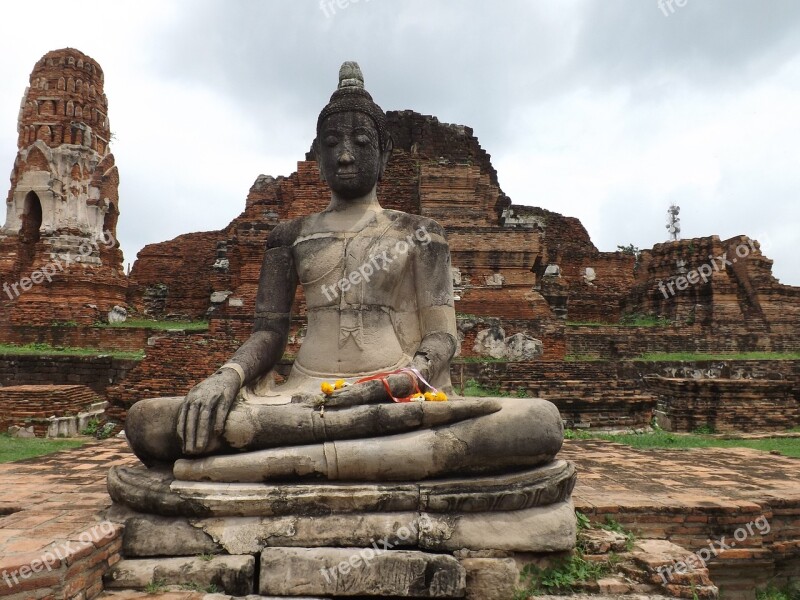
{"left": 338, "top": 61, "right": 364, "bottom": 90}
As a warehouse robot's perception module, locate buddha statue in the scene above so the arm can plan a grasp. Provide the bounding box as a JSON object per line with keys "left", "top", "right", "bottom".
{"left": 107, "top": 62, "right": 575, "bottom": 599}
{"left": 121, "top": 62, "right": 564, "bottom": 484}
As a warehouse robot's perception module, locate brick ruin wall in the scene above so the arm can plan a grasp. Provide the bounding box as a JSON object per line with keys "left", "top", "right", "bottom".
{"left": 457, "top": 359, "right": 800, "bottom": 431}
{"left": 104, "top": 332, "right": 241, "bottom": 422}
{"left": 651, "top": 377, "right": 800, "bottom": 433}
{"left": 626, "top": 235, "right": 800, "bottom": 333}
{"left": 0, "top": 354, "right": 138, "bottom": 395}
{"left": 566, "top": 325, "right": 800, "bottom": 360}
{"left": 0, "top": 384, "right": 101, "bottom": 435}
{"left": 0, "top": 323, "right": 150, "bottom": 352}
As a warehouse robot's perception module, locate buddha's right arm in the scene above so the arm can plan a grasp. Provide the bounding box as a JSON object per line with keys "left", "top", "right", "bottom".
{"left": 222, "top": 225, "right": 298, "bottom": 386}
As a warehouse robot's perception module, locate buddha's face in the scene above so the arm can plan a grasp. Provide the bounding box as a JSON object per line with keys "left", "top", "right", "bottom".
{"left": 317, "top": 112, "right": 389, "bottom": 199}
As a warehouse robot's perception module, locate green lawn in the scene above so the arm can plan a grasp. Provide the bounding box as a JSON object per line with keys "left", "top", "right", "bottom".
{"left": 99, "top": 319, "right": 208, "bottom": 331}
{"left": 0, "top": 342, "right": 143, "bottom": 360}
{"left": 0, "top": 434, "right": 88, "bottom": 463}
{"left": 568, "top": 429, "right": 800, "bottom": 458}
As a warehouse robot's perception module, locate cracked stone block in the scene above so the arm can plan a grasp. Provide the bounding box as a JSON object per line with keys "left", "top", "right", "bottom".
{"left": 259, "top": 547, "right": 465, "bottom": 597}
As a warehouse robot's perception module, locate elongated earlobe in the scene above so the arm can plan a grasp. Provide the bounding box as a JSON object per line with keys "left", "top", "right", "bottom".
{"left": 378, "top": 136, "right": 394, "bottom": 181}
{"left": 315, "top": 139, "right": 327, "bottom": 183}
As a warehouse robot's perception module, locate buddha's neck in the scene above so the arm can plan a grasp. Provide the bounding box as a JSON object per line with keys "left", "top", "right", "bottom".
{"left": 324, "top": 189, "right": 383, "bottom": 228}
{"left": 326, "top": 189, "right": 381, "bottom": 214}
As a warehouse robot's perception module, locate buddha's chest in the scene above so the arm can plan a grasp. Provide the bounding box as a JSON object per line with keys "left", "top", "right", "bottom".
{"left": 294, "top": 233, "right": 415, "bottom": 305}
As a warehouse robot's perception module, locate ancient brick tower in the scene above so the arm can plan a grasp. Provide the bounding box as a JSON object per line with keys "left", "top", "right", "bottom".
{"left": 0, "top": 48, "right": 127, "bottom": 324}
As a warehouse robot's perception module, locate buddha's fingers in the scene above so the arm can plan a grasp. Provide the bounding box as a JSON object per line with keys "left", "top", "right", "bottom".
{"left": 195, "top": 406, "right": 213, "bottom": 453}
{"left": 184, "top": 401, "right": 201, "bottom": 454}
{"left": 176, "top": 401, "right": 188, "bottom": 447}
{"left": 213, "top": 394, "right": 236, "bottom": 438}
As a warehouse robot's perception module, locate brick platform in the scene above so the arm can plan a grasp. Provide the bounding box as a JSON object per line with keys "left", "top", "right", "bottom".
{"left": 0, "top": 441, "right": 130, "bottom": 599}
{"left": 0, "top": 438, "right": 798, "bottom": 598}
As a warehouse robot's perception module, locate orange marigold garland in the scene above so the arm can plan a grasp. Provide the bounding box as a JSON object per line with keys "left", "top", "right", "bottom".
{"left": 320, "top": 366, "right": 448, "bottom": 403}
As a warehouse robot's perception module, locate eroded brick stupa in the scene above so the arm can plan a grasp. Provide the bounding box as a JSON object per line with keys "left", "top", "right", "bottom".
{"left": 0, "top": 48, "right": 126, "bottom": 325}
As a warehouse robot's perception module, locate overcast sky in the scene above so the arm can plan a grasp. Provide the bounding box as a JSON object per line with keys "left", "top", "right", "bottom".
{"left": 0, "top": 0, "right": 798, "bottom": 284}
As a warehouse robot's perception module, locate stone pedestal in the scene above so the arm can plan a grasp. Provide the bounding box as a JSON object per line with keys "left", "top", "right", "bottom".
{"left": 106, "top": 460, "right": 577, "bottom": 598}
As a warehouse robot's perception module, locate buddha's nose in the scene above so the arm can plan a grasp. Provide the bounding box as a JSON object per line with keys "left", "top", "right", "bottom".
{"left": 338, "top": 147, "right": 355, "bottom": 164}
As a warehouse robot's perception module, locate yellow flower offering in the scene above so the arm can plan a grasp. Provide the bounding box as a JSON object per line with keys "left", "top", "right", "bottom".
{"left": 321, "top": 381, "right": 335, "bottom": 396}
{"left": 334, "top": 379, "right": 346, "bottom": 390}
{"left": 410, "top": 393, "right": 425, "bottom": 402}
{"left": 423, "top": 391, "right": 448, "bottom": 402}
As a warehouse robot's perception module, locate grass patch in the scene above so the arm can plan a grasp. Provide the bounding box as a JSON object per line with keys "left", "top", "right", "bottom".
{"left": 0, "top": 433, "right": 87, "bottom": 463}
{"left": 757, "top": 584, "right": 800, "bottom": 600}
{"left": 515, "top": 511, "right": 635, "bottom": 597}
{"left": 635, "top": 351, "right": 800, "bottom": 362}
{"left": 144, "top": 579, "right": 167, "bottom": 594}
{"left": 461, "top": 378, "right": 524, "bottom": 397}
{"left": 515, "top": 553, "right": 616, "bottom": 597}
{"left": 0, "top": 342, "right": 143, "bottom": 360}
{"left": 98, "top": 318, "right": 208, "bottom": 331}
{"left": 566, "top": 314, "right": 671, "bottom": 328}
{"left": 569, "top": 429, "right": 800, "bottom": 458}
{"left": 462, "top": 378, "right": 507, "bottom": 397}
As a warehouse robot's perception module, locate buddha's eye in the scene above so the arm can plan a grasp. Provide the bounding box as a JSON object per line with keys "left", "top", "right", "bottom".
{"left": 355, "top": 134, "right": 371, "bottom": 145}
{"left": 324, "top": 135, "right": 339, "bottom": 147}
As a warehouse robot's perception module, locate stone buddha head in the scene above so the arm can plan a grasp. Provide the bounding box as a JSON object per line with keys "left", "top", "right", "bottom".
{"left": 315, "top": 62, "right": 394, "bottom": 199}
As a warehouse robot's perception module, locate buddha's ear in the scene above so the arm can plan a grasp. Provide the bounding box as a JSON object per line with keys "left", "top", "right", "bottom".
{"left": 314, "top": 137, "right": 326, "bottom": 183}
{"left": 378, "top": 135, "right": 393, "bottom": 181}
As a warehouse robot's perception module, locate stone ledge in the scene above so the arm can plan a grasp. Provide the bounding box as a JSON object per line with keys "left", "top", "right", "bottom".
{"left": 108, "top": 460, "right": 575, "bottom": 518}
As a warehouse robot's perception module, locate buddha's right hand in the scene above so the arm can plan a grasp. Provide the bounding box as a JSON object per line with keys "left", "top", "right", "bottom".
{"left": 177, "top": 369, "right": 241, "bottom": 455}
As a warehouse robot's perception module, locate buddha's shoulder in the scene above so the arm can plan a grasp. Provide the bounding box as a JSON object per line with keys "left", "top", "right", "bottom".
{"left": 266, "top": 218, "right": 305, "bottom": 249}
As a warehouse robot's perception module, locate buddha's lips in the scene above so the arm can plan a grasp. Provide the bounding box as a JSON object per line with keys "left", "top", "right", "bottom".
{"left": 336, "top": 171, "right": 358, "bottom": 179}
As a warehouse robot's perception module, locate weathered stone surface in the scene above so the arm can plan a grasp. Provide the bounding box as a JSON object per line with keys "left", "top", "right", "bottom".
{"left": 122, "top": 514, "right": 222, "bottom": 557}
{"left": 460, "top": 557, "right": 519, "bottom": 600}
{"left": 259, "top": 547, "right": 466, "bottom": 597}
{"left": 118, "top": 499, "right": 574, "bottom": 555}
{"left": 473, "top": 326, "right": 543, "bottom": 360}
{"left": 581, "top": 527, "right": 630, "bottom": 555}
{"left": 197, "top": 513, "right": 420, "bottom": 554}
{"left": 103, "top": 556, "right": 254, "bottom": 596}
{"left": 421, "top": 500, "right": 576, "bottom": 552}
{"left": 109, "top": 460, "right": 575, "bottom": 517}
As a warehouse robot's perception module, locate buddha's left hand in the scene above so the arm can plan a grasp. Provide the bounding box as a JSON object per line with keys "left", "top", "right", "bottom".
{"left": 318, "top": 373, "right": 418, "bottom": 408}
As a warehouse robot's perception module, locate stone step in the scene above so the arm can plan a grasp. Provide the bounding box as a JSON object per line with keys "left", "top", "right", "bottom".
{"left": 103, "top": 556, "right": 256, "bottom": 596}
